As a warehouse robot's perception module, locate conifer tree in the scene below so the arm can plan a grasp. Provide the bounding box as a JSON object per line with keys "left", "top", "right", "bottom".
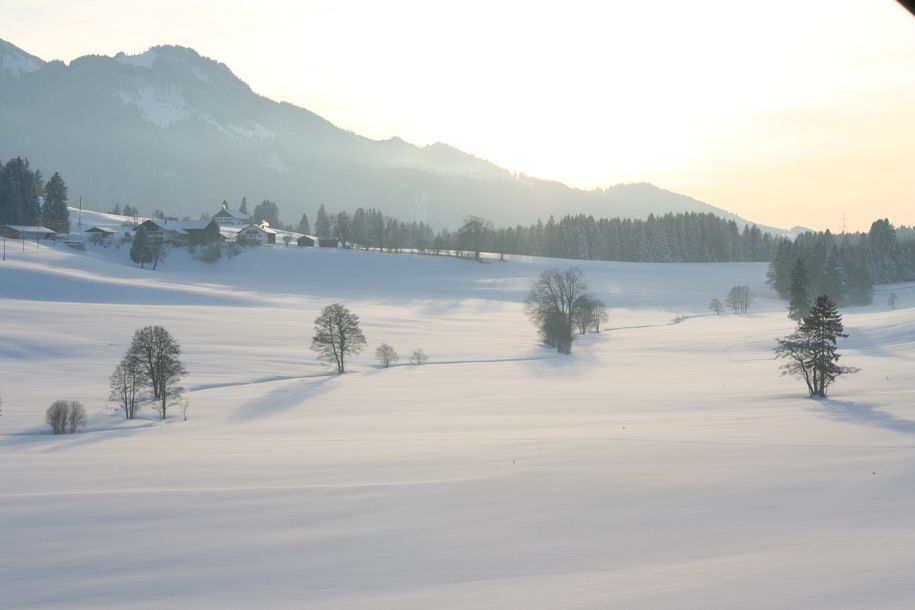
{"left": 130, "top": 227, "right": 153, "bottom": 268}
{"left": 297, "top": 212, "right": 311, "bottom": 235}
{"left": 820, "top": 246, "right": 846, "bottom": 304}
{"left": 775, "top": 295, "right": 858, "bottom": 397}
{"left": 787, "top": 258, "right": 811, "bottom": 322}
{"left": 315, "top": 204, "right": 331, "bottom": 236}
{"left": 41, "top": 172, "right": 70, "bottom": 234}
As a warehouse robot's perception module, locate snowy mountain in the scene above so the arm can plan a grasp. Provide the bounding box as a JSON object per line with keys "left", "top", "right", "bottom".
{"left": 0, "top": 39, "right": 45, "bottom": 77}
{"left": 0, "top": 38, "right": 783, "bottom": 231}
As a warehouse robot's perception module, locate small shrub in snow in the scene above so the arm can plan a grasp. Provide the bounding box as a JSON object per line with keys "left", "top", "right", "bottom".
{"left": 226, "top": 241, "right": 243, "bottom": 258}
{"left": 672, "top": 315, "right": 689, "bottom": 324}
{"left": 375, "top": 343, "right": 399, "bottom": 368}
{"left": 191, "top": 242, "right": 223, "bottom": 264}
{"left": 409, "top": 348, "right": 428, "bottom": 365}
{"left": 46, "top": 400, "right": 86, "bottom": 434}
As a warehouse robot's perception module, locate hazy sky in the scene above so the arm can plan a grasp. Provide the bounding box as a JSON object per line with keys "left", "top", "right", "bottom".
{"left": 4, "top": 0, "right": 914, "bottom": 231}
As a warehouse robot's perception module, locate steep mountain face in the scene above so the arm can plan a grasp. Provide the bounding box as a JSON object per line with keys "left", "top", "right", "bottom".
{"left": 0, "top": 39, "right": 779, "bottom": 231}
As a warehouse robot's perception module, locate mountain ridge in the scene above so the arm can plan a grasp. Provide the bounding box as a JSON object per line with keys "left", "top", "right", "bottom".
{"left": 0, "top": 38, "right": 785, "bottom": 233}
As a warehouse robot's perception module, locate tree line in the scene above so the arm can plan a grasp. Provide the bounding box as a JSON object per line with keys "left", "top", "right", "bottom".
{"left": 767, "top": 219, "right": 915, "bottom": 307}
{"left": 222, "top": 198, "right": 778, "bottom": 264}
{"left": 0, "top": 157, "right": 71, "bottom": 234}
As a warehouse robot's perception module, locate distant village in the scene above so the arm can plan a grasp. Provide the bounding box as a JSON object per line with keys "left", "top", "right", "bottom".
{"left": 0, "top": 202, "right": 340, "bottom": 250}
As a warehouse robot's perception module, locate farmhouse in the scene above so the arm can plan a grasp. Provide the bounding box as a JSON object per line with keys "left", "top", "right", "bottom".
{"left": 0, "top": 225, "right": 56, "bottom": 241}
{"left": 297, "top": 235, "right": 339, "bottom": 248}
{"left": 238, "top": 222, "right": 277, "bottom": 246}
{"left": 85, "top": 226, "right": 116, "bottom": 244}
{"left": 212, "top": 203, "right": 252, "bottom": 227}
{"left": 136, "top": 219, "right": 222, "bottom": 246}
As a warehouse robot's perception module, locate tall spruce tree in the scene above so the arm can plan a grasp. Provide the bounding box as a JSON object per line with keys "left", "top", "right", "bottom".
{"left": 787, "top": 258, "right": 811, "bottom": 322}
{"left": 297, "top": 212, "right": 311, "bottom": 235}
{"left": 130, "top": 227, "right": 153, "bottom": 268}
{"left": 820, "top": 246, "right": 846, "bottom": 304}
{"left": 775, "top": 295, "right": 858, "bottom": 397}
{"left": 0, "top": 157, "right": 41, "bottom": 225}
{"left": 315, "top": 204, "right": 331, "bottom": 236}
{"left": 42, "top": 172, "right": 70, "bottom": 234}
{"left": 253, "top": 200, "right": 280, "bottom": 226}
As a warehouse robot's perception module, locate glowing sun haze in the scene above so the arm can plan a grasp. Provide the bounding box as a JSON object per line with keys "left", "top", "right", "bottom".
{"left": 5, "top": 0, "right": 914, "bottom": 231}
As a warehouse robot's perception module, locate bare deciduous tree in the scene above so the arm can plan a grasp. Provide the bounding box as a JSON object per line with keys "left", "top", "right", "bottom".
{"left": 726, "top": 286, "right": 752, "bottom": 314}
{"left": 311, "top": 304, "right": 367, "bottom": 373}
{"left": 525, "top": 268, "right": 589, "bottom": 353}
{"left": 458, "top": 215, "right": 491, "bottom": 261}
{"left": 130, "top": 326, "right": 187, "bottom": 419}
{"left": 46, "top": 400, "right": 86, "bottom": 434}
{"left": 571, "top": 294, "right": 608, "bottom": 334}
{"left": 110, "top": 351, "right": 142, "bottom": 419}
{"left": 375, "top": 343, "right": 399, "bottom": 368}
{"left": 709, "top": 298, "right": 723, "bottom": 315}
{"left": 409, "top": 348, "right": 428, "bottom": 365}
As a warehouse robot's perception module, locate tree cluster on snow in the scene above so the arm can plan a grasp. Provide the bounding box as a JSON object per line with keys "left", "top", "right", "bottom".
{"left": 525, "top": 268, "right": 606, "bottom": 354}
{"left": 768, "top": 219, "right": 915, "bottom": 306}
{"left": 46, "top": 400, "right": 86, "bottom": 434}
{"left": 725, "top": 286, "right": 752, "bottom": 314}
{"left": 110, "top": 326, "right": 187, "bottom": 419}
{"left": 0, "top": 156, "right": 70, "bottom": 233}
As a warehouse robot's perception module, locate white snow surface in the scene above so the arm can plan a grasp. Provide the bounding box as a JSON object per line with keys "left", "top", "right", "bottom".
{"left": 119, "top": 87, "right": 192, "bottom": 127}
{"left": 1, "top": 221, "right": 914, "bottom": 609}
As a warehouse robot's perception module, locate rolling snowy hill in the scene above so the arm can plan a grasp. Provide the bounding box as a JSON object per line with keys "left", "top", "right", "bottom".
{"left": 1, "top": 236, "right": 913, "bottom": 608}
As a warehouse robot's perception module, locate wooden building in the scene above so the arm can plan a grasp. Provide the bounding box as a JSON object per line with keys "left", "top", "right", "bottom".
{"left": 0, "top": 225, "right": 56, "bottom": 241}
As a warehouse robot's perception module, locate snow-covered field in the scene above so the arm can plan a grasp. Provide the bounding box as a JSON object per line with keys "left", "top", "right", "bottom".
{"left": 1, "top": 226, "right": 914, "bottom": 609}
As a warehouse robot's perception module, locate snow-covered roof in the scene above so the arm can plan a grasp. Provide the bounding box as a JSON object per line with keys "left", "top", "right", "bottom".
{"left": 2, "top": 225, "right": 56, "bottom": 233}
{"left": 240, "top": 223, "right": 277, "bottom": 235}
{"left": 213, "top": 208, "right": 252, "bottom": 221}
{"left": 86, "top": 226, "right": 116, "bottom": 233}
{"left": 141, "top": 219, "right": 215, "bottom": 234}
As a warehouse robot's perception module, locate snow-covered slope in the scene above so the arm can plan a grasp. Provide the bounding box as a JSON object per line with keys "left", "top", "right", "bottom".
{"left": 1, "top": 240, "right": 913, "bottom": 609}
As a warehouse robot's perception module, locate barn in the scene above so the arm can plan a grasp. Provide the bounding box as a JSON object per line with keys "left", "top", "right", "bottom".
{"left": 238, "top": 222, "right": 277, "bottom": 246}
{"left": 297, "top": 234, "right": 339, "bottom": 248}
{"left": 212, "top": 204, "right": 252, "bottom": 227}
{"left": 135, "top": 219, "right": 222, "bottom": 246}
{"left": 0, "top": 225, "right": 57, "bottom": 241}
{"left": 85, "top": 226, "right": 116, "bottom": 244}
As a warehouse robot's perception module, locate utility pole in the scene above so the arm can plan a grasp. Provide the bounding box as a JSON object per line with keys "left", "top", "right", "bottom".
{"left": 78, "top": 196, "right": 83, "bottom": 233}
